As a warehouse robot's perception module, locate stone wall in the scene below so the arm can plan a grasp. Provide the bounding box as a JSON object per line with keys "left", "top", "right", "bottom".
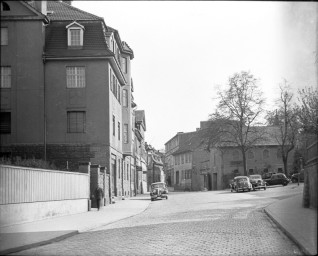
{"left": 303, "top": 138, "right": 317, "bottom": 209}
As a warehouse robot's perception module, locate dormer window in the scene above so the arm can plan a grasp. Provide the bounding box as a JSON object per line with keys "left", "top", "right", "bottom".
{"left": 66, "top": 21, "right": 84, "bottom": 48}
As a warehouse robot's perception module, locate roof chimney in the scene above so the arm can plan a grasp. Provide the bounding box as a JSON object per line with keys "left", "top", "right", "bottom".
{"left": 34, "top": 1, "right": 47, "bottom": 15}
{"left": 62, "top": 0, "right": 72, "bottom": 5}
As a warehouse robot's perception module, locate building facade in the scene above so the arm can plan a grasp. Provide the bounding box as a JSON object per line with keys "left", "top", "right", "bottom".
{"left": 0, "top": 0, "right": 146, "bottom": 199}
{"left": 164, "top": 122, "right": 294, "bottom": 191}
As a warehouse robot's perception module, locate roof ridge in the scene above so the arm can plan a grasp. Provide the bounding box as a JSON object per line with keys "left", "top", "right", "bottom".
{"left": 56, "top": 1, "right": 103, "bottom": 20}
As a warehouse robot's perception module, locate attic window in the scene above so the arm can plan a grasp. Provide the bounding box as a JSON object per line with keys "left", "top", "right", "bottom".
{"left": 1, "top": 2, "right": 10, "bottom": 11}
{"left": 66, "top": 21, "right": 84, "bottom": 47}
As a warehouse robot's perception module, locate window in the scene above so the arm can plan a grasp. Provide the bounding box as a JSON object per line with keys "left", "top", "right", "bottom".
{"left": 110, "top": 71, "right": 113, "bottom": 92}
{"left": 117, "top": 84, "right": 121, "bottom": 103}
{"left": 233, "top": 150, "right": 239, "bottom": 160}
{"left": 67, "top": 111, "right": 85, "bottom": 133}
{"left": 181, "top": 154, "right": 184, "bottom": 164}
{"left": 116, "top": 48, "right": 120, "bottom": 64}
{"left": 0, "top": 112, "right": 11, "bottom": 134}
{"left": 66, "top": 67, "right": 85, "bottom": 88}
{"left": 185, "top": 170, "right": 191, "bottom": 179}
{"left": 66, "top": 22, "right": 84, "bottom": 47}
{"left": 1, "top": 66, "right": 11, "bottom": 88}
{"left": 123, "top": 89, "right": 128, "bottom": 107}
{"left": 70, "top": 29, "right": 81, "bottom": 46}
{"left": 118, "top": 122, "right": 120, "bottom": 140}
{"left": 118, "top": 159, "right": 121, "bottom": 179}
{"left": 248, "top": 169, "right": 254, "bottom": 174}
{"left": 263, "top": 149, "right": 269, "bottom": 159}
{"left": 278, "top": 168, "right": 283, "bottom": 173}
{"left": 1, "top": 28, "right": 8, "bottom": 45}
{"left": 0, "top": 2, "right": 10, "bottom": 11}
{"left": 176, "top": 171, "right": 179, "bottom": 184}
{"left": 112, "top": 115, "right": 115, "bottom": 136}
{"left": 277, "top": 148, "right": 282, "bottom": 159}
{"left": 112, "top": 75, "right": 116, "bottom": 94}
{"left": 124, "top": 124, "right": 128, "bottom": 143}
{"left": 247, "top": 150, "right": 254, "bottom": 159}
{"left": 122, "top": 57, "right": 127, "bottom": 73}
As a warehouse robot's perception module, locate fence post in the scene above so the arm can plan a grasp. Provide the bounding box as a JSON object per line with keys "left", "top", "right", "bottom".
{"left": 78, "top": 162, "right": 91, "bottom": 210}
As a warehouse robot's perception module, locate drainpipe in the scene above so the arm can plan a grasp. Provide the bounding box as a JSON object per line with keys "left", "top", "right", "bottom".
{"left": 43, "top": 56, "right": 47, "bottom": 161}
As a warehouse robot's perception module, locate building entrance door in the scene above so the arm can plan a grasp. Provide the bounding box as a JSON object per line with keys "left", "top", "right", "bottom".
{"left": 111, "top": 155, "right": 117, "bottom": 196}
{"left": 207, "top": 173, "right": 212, "bottom": 190}
{"left": 213, "top": 173, "right": 217, "bottom": 190}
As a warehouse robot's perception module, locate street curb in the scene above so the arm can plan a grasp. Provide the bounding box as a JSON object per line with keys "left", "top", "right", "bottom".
{"left": 264, "top": 208, "right": 313, "bottom": 256}
{"left": 80, "top": 200, "right": 151, "bottom": 232}
{"left": 0, "top": 231, "right": 78, "bottom": 255}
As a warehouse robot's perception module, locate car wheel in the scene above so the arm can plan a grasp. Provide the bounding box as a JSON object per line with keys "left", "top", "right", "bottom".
{"left": 248, "top": 188, "right": 251, "bottom": 192}
{"left": 166, "top": 196, "right": 168, "bottom": 200}
{"left": 151, "top": 198, "right": 154, "bottom": 201}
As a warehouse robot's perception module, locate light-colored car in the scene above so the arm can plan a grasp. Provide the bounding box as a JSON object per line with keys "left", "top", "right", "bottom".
{"left": 150, "top": 182, "right": 168, "bottom": 201}
{"left": 231, "top": 176, "right": 252, "bottom": 192}
{"left": 249, "top": 174, "right": 266, "bottom": 190}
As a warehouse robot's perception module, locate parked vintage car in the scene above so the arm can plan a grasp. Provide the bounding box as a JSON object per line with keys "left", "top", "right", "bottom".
{"left": 264, "top": 173, "right": 290, "bottom": 186}
{"left": 231, "top": 176, "right": 252, "bottom": 192}
{"left": 291, "top": 169, "right": 304, "bottom": 183}
{"left": 150, "top": 182, "right": 168, "bottom": 201}
{"left": 262, "top": 172, "right": 276, "bottom": 180}
{"left": 248, "top": 174, "right": 266, "bottom": 190}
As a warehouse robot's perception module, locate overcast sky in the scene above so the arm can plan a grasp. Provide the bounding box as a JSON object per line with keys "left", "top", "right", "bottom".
{"left": 74, "top": 1, "right": 317, "bottom": 151}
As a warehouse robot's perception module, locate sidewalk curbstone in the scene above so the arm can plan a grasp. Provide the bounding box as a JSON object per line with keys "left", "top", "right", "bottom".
{"left": 0, "top": 230, "right": 78, "bottom": 255}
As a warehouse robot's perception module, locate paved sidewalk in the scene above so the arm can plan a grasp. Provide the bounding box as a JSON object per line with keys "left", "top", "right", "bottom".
{"left": 0, "top": 195, "right": 151, "bottom": 255}
{"left": 265, "top": 194, "right": 317, "bottom": 256}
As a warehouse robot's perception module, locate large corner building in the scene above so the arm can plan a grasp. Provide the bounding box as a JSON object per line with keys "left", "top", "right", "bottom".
{"left": 0, "top": 1, "right": 146, "bottom": 199}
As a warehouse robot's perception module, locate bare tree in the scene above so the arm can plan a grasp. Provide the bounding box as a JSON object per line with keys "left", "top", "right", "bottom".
{"left": 266, "top": 80, "right": 299, "bottom": 175}
{"left": 296, "top": 86, "right": 318, "bottom": 134}
{"left": 204, "top": 71, "right": 266, "bottom": 176}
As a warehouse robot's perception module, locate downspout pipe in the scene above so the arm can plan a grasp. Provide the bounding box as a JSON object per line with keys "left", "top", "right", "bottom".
{"left": 43, "top": 55, "right": 47, "bottom": 161}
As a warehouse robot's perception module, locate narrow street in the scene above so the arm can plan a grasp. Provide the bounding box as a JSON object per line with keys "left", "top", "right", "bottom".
{"left": 14, "top": 184, "right": 303, "bottom": 256}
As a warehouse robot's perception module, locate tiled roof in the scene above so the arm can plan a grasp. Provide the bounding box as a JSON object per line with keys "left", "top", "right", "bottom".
{"left": 44, "top": 21, "right": 112, "bottom": 57}
{"left": 27, "top": 1, "right": 103, "bottom": 21}
{"left": 172, "top": 131, "right": 202, "bottom": 155}
{"left": 172, "top": 125, "right": 284, "bottom": 154}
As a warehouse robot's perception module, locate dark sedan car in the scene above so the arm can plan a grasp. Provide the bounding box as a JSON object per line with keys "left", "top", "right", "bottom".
{"left": 150, "top": 182, "right": 168, "bottom": 201}
{"left": 264, "top": 173, "right": 290, "bottom": 186}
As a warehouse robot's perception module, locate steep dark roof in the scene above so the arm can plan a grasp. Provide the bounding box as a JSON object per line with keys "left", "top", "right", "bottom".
{"left": 44, "top": 21, "right": 112, "bottom": 57}
{"left": 27, "top": 1, "right": 103, "bottom": 21}
{"left": 172, "top": 131, "right": 202, "bottom": 155}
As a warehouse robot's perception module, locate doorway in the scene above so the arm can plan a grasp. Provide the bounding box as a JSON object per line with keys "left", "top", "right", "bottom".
{"left": 207, "top": 173, "right": 212, "bottom": 190}
{"left": 111, "top": 154, "right": 117, "bottom": 196}
{"left": 212, "top": 173, "right": 217, "bottom": 190}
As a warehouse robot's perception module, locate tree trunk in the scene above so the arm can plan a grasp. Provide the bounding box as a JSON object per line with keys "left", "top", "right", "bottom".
{"left": 282, "top": 156, "right": 288, "bottom": 175}
{"left": 242, "top": 151, "right": 247, "bottom": 176}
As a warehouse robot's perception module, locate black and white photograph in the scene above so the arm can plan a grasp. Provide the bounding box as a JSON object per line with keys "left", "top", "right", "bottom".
{"left": 0, "top": 0, "right": 317, "bottom": 255}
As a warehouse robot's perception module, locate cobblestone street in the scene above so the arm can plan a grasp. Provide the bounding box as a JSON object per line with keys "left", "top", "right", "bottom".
{"left": 13, "top": 185, "right": 303, "bottom": 256}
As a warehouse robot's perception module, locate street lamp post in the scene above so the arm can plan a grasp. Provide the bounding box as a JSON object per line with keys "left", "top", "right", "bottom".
{"left": 153, "top": 161, "right": 155, "bottom": 183}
